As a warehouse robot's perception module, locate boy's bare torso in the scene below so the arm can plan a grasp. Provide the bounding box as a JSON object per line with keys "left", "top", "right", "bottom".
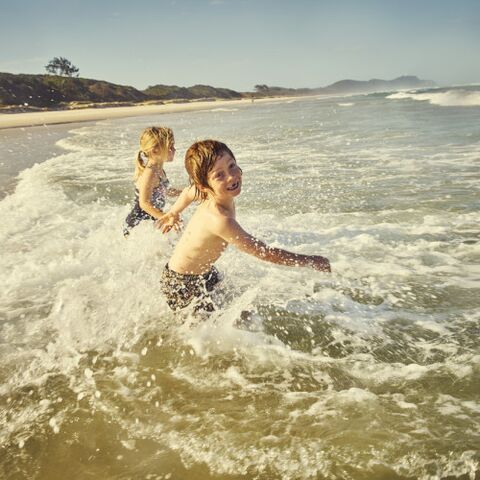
{"left": 168, "top": 200, "right": 233, "bottom": 275}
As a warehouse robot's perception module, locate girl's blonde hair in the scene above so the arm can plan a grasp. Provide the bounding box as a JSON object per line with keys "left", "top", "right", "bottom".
{"left": 134, "top": 126, "right": 174, "bottom": 180}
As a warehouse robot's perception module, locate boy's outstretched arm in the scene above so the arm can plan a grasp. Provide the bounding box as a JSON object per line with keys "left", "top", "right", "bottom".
{"left": 168, "top": 184, "right": 196, "bottom": 215}
{"left": 215, "top": 217, "right": 331, "bottom": 272}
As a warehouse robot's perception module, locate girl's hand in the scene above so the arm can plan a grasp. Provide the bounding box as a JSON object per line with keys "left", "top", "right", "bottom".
{"left": 156, "top": 212, "right": 183, "bottom": 234}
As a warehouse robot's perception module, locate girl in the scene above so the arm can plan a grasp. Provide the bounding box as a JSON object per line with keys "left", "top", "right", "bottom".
{"left": 123, "top": 126, "right": 180, "bottom": 237}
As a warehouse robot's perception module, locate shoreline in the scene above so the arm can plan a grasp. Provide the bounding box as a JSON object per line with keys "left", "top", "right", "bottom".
{"left": 0, "top": 94, "right": 304, "bottom": 199}
{"left": 0, "top": 96, "right": 298, "bottom": 130}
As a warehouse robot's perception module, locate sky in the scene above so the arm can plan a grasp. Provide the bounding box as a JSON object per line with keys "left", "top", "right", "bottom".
{"left": 1, "top": 0, "right": 479, "bottom": 91}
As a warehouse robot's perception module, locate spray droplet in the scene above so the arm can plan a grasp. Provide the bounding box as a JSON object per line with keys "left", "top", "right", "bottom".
{"left": 49, "top": 418, "right": 60, "bottom": 434}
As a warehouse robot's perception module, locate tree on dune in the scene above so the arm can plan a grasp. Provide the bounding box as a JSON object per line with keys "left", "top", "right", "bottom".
{"left": 254, "top": 84, "right": 269, "bottom": 92}
{"left": 45, "top": 57, "right": 80, "bottom": 77}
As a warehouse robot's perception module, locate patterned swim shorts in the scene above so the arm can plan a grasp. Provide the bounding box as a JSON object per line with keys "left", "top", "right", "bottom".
{"left": 160, "top": 264, "right": 221, "bottom": 312}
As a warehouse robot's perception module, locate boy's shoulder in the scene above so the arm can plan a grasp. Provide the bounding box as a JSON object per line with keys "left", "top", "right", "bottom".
{"left": 197, "top": 199, "right": 232, "bottom": 218}
{"left": 212, "top": 201, "right": 234, "bottom": 218}
{"left": 197, "top": 201, "right": 235, "bottom": 231}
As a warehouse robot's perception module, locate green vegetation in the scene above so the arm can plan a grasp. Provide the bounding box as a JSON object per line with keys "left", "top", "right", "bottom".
{"left": 0, "top": 72, "right": 435, "bottom": 111}
{"left": 254, "top": 84, "right": 311, "bottom": 97}
{"left": 45, "top": 57, "right": 79, "bottom": 77}
{"left": 0, "top": 73, "right": 243, "bottom": 110}
{"left": 0, "top": 73, "right": 149, "bottom": 108}
{"left": 143, "top": 84, "right": 242, "bottom": 101}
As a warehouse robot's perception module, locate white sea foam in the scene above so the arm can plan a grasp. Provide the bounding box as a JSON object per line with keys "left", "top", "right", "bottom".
{"left": 209, "top": 107, "right": 239, "bottom": 112}
{"left": 1, "top": 94, "right": 479, "bottom": 479}
{"left": 387, "top": 88, "right": 480, "bottom": 107}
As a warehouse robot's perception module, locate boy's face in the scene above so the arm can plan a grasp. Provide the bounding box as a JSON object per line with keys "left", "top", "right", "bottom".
{"left": 205, "top": 152, "right": 242, "bottom": 200}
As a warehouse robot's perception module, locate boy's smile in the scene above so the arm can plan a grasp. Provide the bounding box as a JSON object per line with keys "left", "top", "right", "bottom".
{"left": 227, "top": 180, "right": 240, "bottom": 191}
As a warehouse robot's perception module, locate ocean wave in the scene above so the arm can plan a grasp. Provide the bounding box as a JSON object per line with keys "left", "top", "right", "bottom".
{"left": 387, "top": 88, "right": 480, "bottom": 107}
{"left": 209, "top": 107, "right": 239, "bottom": 112}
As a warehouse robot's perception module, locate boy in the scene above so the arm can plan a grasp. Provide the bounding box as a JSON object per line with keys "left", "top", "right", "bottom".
{"left": 160, "top": 140, "right": 331, "bottom": 312}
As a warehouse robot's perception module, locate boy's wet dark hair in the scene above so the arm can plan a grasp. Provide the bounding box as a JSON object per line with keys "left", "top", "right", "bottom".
{"left": 184, "top": 140, "right": 236, "bottom": 201}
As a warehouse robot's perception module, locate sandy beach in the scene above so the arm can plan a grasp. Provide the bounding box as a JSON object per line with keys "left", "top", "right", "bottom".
{"left": 0, "top": 97, "right": 292, "bottom": 130}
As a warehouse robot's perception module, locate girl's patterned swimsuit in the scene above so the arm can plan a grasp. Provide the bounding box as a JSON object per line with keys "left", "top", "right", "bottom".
{"left": 123, "top": 172, "right": 169, "bottom": 236}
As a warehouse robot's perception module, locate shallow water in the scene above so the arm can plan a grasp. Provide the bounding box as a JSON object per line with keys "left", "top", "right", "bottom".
{"left": 1, "top": 88, "right": 479, "bottom": 479}
{"left": 0, "top": 122, "right": 83, "bottom": 198}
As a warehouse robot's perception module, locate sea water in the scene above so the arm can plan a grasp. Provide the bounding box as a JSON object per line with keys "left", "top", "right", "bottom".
{"left": 0, "top": 87, "right": 479, "bottom": 479}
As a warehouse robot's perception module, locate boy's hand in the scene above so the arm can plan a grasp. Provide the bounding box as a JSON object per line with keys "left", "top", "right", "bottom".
{"left": 310, "top": 256, "right": 331, "bottom": 272}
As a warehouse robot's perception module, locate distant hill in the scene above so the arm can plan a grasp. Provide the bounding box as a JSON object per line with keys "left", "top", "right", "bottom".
{"left": 0, "top": 73, "right": 435, "bottom": 111}
{"left": 0, "top": 74, "right": 242, "bottom": 110}
{"left": 144, "top": 84, "right": 242, "bottom": 100}
{"left": 255, "top": 76, "right": 436, "bottom": 97}
{"left": 320, "top": 76, "right": 436, "bottom": 94}
{"left": 0, "top": 73, "right": 149, "bottom": 108}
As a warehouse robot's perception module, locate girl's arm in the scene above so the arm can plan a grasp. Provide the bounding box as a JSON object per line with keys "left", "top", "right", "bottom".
{"left": 137, "top": 168, "right": 166, "bottom": 220}
{"left": 215, "top": 216, "right": 331, "bottom": 272}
